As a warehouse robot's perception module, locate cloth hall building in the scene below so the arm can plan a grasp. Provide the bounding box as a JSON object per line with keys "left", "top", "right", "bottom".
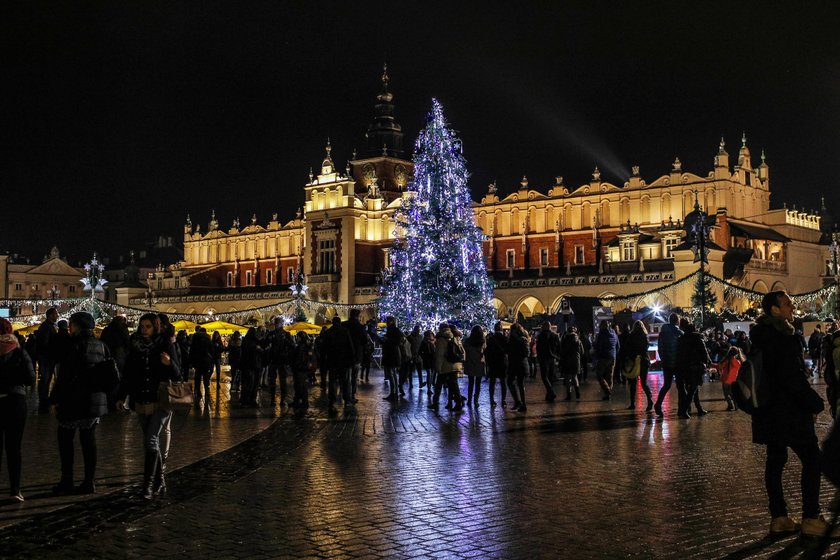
{"left": 120, "top": 74, "right": 831, "bottom": 324}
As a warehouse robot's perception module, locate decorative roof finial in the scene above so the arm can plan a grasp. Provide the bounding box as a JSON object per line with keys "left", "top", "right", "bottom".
{"left": 741, "top": 131, "right": 747, "bottom": 147}
{"left": 186, "top": 213, "right": 191, "bottom": 226}
{"left": 325, "top": 137, "right": 332, "bottom": 157}
{"left": 296, "top": 207, "right": 302, "bottom": 220}
{"left": 555, "top": 176, "right": 564, "bottom": 186}
{"left": 631, "top": 165, "right": 640, "bottom": 176}
{"left": 761, "top": 149, "right": 766, "bottom": 164}
{"left": 251, "top": 213, "right": 257, "bottom": 225}
{"left": 592, "top": 166, "right": 601, "bottom": 181}
{"left": 488, "top": 181, "right": 497, "bottom": 194}
{"left": 308, "top": 167, "right": 314, "bottom": 183}
{"left": 520, "top": 175, "right": 528, "bottom": 189}
{"left": 719, "top": 137, "right": 726, "bottom": 152}
{"left": 672, "top": 157, "right": 682, "bottom": 172}
{"left": 345, "top": 161, "right": 351, "bottom": 176}
{"left": 381, "top": 61, "right": 390, "bottom": 92}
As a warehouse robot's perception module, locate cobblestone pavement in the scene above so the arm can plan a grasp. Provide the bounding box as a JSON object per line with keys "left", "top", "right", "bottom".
{"left": 3, "top": 370, "right": 840, "bottom": 559}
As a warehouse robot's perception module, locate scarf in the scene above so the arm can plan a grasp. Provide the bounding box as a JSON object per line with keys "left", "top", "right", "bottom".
{"left": 131, "top": 336, "right": 157, "bottom": 361}
{"left": 0, "top": 334, "right": 19, "bottom": 356}
{"left": 758, "top": 314, "right": 795, "bottom": 336}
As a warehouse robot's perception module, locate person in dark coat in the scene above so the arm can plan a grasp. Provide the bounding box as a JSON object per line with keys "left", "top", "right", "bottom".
{"left": 211, "top": 331, "right": 225, "bottom": 388}
{"left": 506, "top": 323, "right": 530, "bottom": 412}
{"left": 593, "top": 320, "right": 619, "bottom": 401}
{"left": 175, "top": 330, "right": 191, "bottom": 382}
{"left": 35, "top": 307, "right": 59, "bottom": 412}
{"left": 675, "top": 324, "right": 711, "bottom": 418}
{"left": 321, "top": 317, "right": 357, "bottom": 413}
{"left": 290, "top": 332, "right": 312, "bottom": 409}
{"left": 266, "top": 318, "right": 295, "bottom": 406}
{"left": 463, "top": 326, "right": 486, "bottom": 407}
{"left": 239, "top": 328, "right": 263, "bottom": 407}
{"left": 189, "top": 326, "right": 213, "bottom": 406}
{"left": 653, "top": 313, "right": 683, "bottom": 416}
{"left": 0, "top": 318, "right": 36, "bottom": 502}
{"left": 535, "top": 322, "right": 560, "bottom": 402}
{"left": 49, "top": 312, "right": 111, "bottom": 495}
{"left": 560, "top": 327, "right": 585, "bottom": 401}
{"left": 100, "top": 316, "right": 130, "bottom": 374}
{"left": 419, "top": 330, "right": 437, "bottom": 398}
{"left": 750, "top": 291, "right": 834, "bottom": 537}
{"left": 343, "top": 309, "right": 370, "bottom": 399}
{"left": 226, "top": 331, "right": 241, "bottom": 393}
{"left": 484, "top": 323, "right": 508, "bottom": 407}
{"left": 615, "top": 323, "right": 631, "bottom": 386}
{"left": 381, "top": 317, "right": 405, "bottom": 401}
{"left": 116, "top": 313, "right": 180, "bottom": 499}
{"left": 406, "top": 324, "right": 425, "bottom": 390}
{"left": 625, "top": 321, "right": 653, "bottom": 411}
{"left": 808, "top": 325, "right": 825, "bottom": 375}
{"left": 734, "top": 330, "right": 751, "bottom": 357}
{"left": 52, "top": 320, "right": 73, "bottom": 367}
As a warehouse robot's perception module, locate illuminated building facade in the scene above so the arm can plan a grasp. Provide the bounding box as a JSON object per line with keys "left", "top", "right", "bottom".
{"left": 123, "top": 73, "right": 831, "bottom": 324}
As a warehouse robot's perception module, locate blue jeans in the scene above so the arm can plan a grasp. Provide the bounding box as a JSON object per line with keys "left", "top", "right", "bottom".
{"left": 138, "top": 408, "right": 172, "bottom": 453}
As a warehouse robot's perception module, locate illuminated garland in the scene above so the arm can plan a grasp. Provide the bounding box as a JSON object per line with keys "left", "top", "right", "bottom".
{"left": 4, "top": 296, "right": 377, "bottom": 325}
{"left": 598, "top": 270, "right": 702, "bottom": 307}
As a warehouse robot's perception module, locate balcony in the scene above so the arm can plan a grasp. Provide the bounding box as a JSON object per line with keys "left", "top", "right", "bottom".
{"left": 308, "top": 274, "right": 340, "bottom": 284}
{"left": 745, "top": 258, "right": 787, "bottom": 273}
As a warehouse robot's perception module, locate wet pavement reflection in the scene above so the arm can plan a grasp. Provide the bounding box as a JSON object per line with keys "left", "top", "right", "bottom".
{"left": 2, "top": 370, "right": 839, "bottom": 559}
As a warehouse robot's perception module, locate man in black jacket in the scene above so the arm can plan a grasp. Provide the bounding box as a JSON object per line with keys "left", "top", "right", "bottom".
{"left": 535, "top": 322, "right": 560, "bottom": 402}
{"left": 343, "top": 309, "right": 368, "bottom": 402}
{"left": 36, "top": 307, "right": 59, "bottom": 411}
{"left": 267, "top": 317, "right": 295, "bottom": 406}
{"left": 751, "top": 291, "right": 835, "bottom": 537}
{"left": 321, "top": 316, "right": 356, "bottom": 413}
{"left": 189, "top": 326, "right": 213, "bottom": 407}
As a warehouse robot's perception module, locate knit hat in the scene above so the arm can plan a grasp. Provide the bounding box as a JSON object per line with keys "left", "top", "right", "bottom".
{"left": 69, "top": 312, "right": 95, "bottom": 331}
{"left": 0, "top": 318, "right": 12, "bottom": 335}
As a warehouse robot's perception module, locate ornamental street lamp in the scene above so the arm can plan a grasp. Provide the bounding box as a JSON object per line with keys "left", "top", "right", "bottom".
{"left": 830, "top": 231, "right": 840, "bottom": 318}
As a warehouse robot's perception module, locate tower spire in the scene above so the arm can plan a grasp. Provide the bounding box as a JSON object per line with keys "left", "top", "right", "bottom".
{"left": 363, "top": 65, "right": 404, "bottom": 157}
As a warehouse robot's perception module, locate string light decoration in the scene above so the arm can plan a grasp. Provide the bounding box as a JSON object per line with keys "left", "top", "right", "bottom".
{"left": 379, "top": 99, "right": 495, "bottom": 330}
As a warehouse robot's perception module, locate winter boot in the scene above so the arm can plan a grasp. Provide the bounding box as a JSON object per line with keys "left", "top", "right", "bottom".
{"left": 141, "top": 450, "right": 158, "bottom": 500}
{"left": 153, "top": 451, "right": 167, "bottom": 496}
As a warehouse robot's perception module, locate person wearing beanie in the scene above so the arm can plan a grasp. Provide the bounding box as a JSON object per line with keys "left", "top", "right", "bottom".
{"left": 49, "top": 311, "right": 111, "bottom": 495}
{"left": 0, "top": 318, "right": 36, "bottom": 502}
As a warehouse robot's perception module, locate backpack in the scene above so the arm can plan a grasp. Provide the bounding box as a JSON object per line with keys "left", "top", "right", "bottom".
{"left": 731, "top": 349, "right": 768, "bottom": 415}
{"left": 446, "top": 338, "right": 465, "bottom": 363}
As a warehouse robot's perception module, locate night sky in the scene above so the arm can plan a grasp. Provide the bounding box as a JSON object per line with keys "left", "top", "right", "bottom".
{"left": 7, "top": 2, "right": 840, "bottom": 262}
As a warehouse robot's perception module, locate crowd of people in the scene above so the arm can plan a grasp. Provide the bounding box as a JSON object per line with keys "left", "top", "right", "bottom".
{"left": 3, "top": 293, "right": 840, "bottom": 541}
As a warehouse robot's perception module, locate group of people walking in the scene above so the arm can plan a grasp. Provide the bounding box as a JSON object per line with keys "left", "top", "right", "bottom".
{"left": 5, "top": 292, "right": 840, "bottom": 544}
{"left": 0, "top": 309, "right": 181, "bottom": 503}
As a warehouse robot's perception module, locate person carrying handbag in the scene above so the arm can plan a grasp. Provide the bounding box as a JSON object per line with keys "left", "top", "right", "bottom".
{"left": 49, "top": 312, "right": 112, "bottom": 495}
{"left": 116, "top": 313, "right": 181, "bottom": 500}
{"left": 0, "top": 318, "right": 36, "bottom": 502}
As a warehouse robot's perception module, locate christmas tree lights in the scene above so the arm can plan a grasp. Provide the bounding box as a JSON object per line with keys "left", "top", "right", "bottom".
{"left": 379, "top": 99, "right": 495, "bottom": 330}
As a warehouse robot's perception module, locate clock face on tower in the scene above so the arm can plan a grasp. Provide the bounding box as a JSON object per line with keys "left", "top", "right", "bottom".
{"left": 394, "top": 164, "right": 407, "bottom": 187}
{"left": 363, "top": 163, "right": 376, "bottom": 184}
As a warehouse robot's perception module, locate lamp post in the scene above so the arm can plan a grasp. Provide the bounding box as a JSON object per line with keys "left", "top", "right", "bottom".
{"left": 830, "top": 231, "right": 840, "bottom": 318}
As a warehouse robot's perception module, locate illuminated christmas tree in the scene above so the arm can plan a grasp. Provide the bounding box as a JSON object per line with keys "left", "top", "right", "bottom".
{"left": 379, "top": 99, "right": 495, "bottom": 330}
